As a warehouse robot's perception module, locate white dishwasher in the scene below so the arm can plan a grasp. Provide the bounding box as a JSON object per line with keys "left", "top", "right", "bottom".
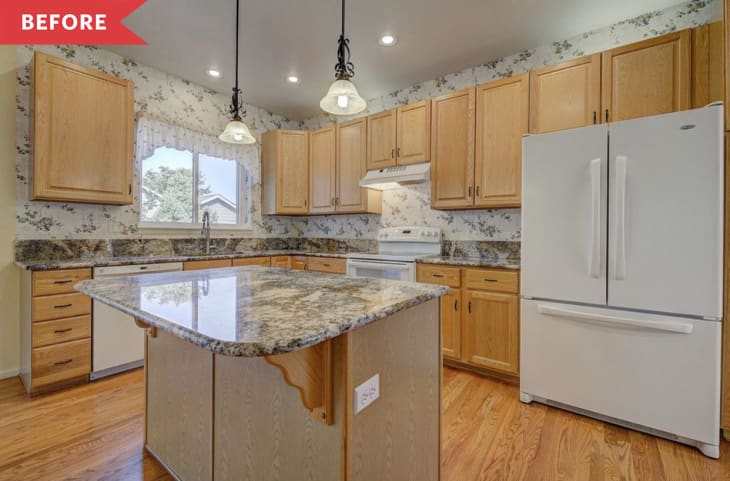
{"left": 91, "top": 262, "right": 183, "bottom": 380}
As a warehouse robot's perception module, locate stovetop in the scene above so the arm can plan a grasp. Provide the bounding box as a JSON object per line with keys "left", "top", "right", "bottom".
{"left": 347, "top": 227, "right": 442, "bottom": 263}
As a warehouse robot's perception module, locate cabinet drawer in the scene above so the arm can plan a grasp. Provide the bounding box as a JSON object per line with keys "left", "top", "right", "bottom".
{"left": 31, "top": 338, "right": 91, "bottom": 388}
{"left": 270, "top": 256, "right": 292, "bottom": 268}
{"left": 465, "top": 268, "right": 519, "bottom": 294}
{"left": 307, "top": 257, "right": 346, "bottom": 274}
{"left": 417, "top": 264, "right": 461, "bottom": 288}
{"left": 291, "top": 256, "right": 307, "bottom": 270}
{"left": 32, "top": 293, "right": 91, "bottom": 322}
{"left": 183, "top": 259, "right": 232, "bottom": 271}
{"left": 33, "top": 315, "right": 91, "bottom": 348}
{"left": 32, "top": 268, "right": 91, "bottom": 296}
{"left": 232, "top": 257, "right": 271, "bottom": 267}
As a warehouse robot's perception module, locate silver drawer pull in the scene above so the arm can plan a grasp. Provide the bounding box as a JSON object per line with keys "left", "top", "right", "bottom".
{"left": 54, "top": 328, "right": 73, "bottom": 334}
{"left": 54, "top": 303, "right": 73, "bottom": 309}
{"left": 54, "top": 359, "right": 72, "bottom": 366}
{"left": 53, "top": 280, "right": 73, "bottom": 285}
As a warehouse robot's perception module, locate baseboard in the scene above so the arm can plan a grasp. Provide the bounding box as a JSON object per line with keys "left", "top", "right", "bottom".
{"left": 0, "top": 368, "right": 19, "bottom": 380}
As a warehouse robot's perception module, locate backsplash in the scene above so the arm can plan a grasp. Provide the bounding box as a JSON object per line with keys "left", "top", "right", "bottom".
{"left": 14, "top": 0, "right": 718, "bottom": 245}
{"left": 14, "top": 45, "right": 300, "bottom": 241}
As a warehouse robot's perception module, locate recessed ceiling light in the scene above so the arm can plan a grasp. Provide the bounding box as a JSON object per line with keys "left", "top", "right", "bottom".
{"left": 207, "top": 69, "right": 221, "bottom": 78}
{"left": 379, "top": 35, "right": 396, "bottom": 46}
{"left": 287, "top": 75, "right": 300, "bottom": 84}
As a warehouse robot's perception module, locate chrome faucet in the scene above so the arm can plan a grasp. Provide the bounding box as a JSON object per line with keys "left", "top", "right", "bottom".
{"left": 201, "top": 211, "right": 211, "bottom": 255}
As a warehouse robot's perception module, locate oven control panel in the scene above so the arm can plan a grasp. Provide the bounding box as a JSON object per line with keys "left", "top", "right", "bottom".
{"left": 377, "top": 226, "right": 442, "bottom": 243}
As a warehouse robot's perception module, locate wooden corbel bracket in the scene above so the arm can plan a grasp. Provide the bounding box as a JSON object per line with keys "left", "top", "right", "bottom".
{"left": 134, "top": 318, "right": 158, "bottom": 338}
{"left": 264, "top": 339, "right": 333, "bottom": 425}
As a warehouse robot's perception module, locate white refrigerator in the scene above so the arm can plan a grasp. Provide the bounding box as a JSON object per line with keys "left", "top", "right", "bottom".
{"left": 520, "top": 105, "right": 724, "bottom": 458}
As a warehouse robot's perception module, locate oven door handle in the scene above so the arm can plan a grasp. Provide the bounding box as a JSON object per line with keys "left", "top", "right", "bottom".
{"left": 347, "top": 260, "right": 413, "bottom": 271}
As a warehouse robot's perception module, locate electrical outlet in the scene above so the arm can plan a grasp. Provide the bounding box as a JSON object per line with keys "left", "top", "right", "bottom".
{"left": 354, "top": 374, "right": 380, "bottom": 414}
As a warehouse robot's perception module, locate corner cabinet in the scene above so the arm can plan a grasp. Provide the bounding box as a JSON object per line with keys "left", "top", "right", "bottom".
{"left": 32, "top": 52, "right": 134, "bottom": 205}
{"left": 262, "top": 130, "right": 309, "bottom": 215}
{"left": 602, "top": 30, "right": 691, "bottom": 122}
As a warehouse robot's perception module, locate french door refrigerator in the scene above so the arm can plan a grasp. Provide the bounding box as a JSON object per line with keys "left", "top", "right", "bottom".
{"left": 520, "top": 105, "right": 724, "bottom": 458}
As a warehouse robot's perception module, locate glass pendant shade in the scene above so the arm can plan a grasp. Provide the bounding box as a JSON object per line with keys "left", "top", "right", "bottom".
{"left": 219, "top": 119, "right": 256, "bottom": 144}
{"left": 320, "top": 78, "right": 366, "bottom": 115}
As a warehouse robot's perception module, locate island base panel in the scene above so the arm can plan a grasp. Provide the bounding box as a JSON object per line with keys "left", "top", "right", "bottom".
{"left": 145, "top": 299, "right": 441, "bottom": 481}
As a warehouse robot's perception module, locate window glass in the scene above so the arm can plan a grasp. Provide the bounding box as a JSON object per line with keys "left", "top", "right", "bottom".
{"left": 141, "top": 147, "right": 194, "bottom": 223}
{"left": 198, "top": 154, "right": 239, "bottom": 225}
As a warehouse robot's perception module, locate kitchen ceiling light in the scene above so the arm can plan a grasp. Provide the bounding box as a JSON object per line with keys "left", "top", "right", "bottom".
{"left": 207, "top": 69, "right": 221, "bottom": 78}
{"left": 320, "top": 0, "right": 366, "bottom": 116}
{"left": 219, "top": 0, "right": 256, "bottom": 145}
{"left": 379, "top": 35, "right": 396, "bottom": 46}
{"left": 287, "top": 75, "right": 300, "bottom": 84}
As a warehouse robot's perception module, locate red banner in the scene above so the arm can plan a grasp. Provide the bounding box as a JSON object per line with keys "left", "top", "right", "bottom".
{"left": 0, "top": 0, "right": 147, "bottom": 45}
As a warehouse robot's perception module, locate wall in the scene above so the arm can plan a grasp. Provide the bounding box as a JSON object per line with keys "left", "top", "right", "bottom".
{"left": 15, "top": 45, "right": 300, "bottom": 241}
{"left": 293, "top": 0, "right": 718, "bottom": 241}
{"left": 1, "top": 46, "right": 20, "bottom": 378}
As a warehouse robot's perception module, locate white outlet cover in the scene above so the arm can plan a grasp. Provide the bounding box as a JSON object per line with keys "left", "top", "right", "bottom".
{"left": 354, "top": 373, "right": 380, "bottom": 415}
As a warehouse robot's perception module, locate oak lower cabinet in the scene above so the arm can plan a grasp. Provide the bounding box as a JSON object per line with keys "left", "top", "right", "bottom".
{"left": 602, "top": 30, "right": 691, "bottom": 122}
{"left": 262, "top": 130, "right": 310, "bottom": 215}
{"left": 291, "top": 256, "right": 308, "bottom": 270}
{"left": 184, "top": 259, "right": 233, "bottom": 270}
{"left": 529, "top": 53, "right": 601, "bottom": 134}
{"left": 309, "top": 122, "right": 381, "bottom": 215}
{"left": 306, "top": 257, "right": 347, "bottom": 274}
{"left": 20, "top": 268, "right": 93, "bottom": 395}
{"left": 32, "top": 52, "right": 134, "bottom": 205}
{"left": 232, "top": 257, "right": 271, "bottom": 267}
{"left": 366, "top": 100, "right": 431, "bottom": 170}
{"left": 417, "top": 263, "right": 520, "bottom": 378}
{"left": 270, "top": 256, "right": 292, "bottom": 268}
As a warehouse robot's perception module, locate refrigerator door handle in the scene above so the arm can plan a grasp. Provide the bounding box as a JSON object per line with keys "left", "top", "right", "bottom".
{"left": 589, "top": 158, "right": 602, "bottom": 278}
{"left": 615, "top": 155, "right": 628, "bottom": 280}
{"left": 537, "top": 304, "right": 694, "bottom": 334}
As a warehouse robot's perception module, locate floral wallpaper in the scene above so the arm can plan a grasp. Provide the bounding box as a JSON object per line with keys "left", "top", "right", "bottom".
{"left": 15, "top": 0, "right": 719, "bottom": 243}
{"left": 291, "top": 0, "right": 719, "bottom": 242}
{"left": 14, "top": 45, "right": 300, "bottom": 240}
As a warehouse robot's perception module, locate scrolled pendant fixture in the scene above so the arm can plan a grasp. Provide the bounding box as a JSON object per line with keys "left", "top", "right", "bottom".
{"left": 219, "top": 0, "right": 256, "bottom": 144}
{"left": 320, "top": 0, "right": 366, "bottom": 115}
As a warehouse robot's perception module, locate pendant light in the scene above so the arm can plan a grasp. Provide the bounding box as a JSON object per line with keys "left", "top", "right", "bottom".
{"left": 219, "top": 0, "right": 256, "bottom": 144}
{"left": 320, "top": 0, "right": 366, "bottom": 115}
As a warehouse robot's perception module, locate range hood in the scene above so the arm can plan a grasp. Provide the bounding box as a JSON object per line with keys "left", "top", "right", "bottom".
{"left": 359, "top": 162, "right": 430, "bottom": 190}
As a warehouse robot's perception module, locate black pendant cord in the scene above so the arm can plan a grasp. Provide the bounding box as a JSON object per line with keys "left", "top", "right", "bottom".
{"left": 228, "top": 0, "right": 246, "bottom": 121}
{"left": 334, "top": 0, "right": 354, "bottom": 80}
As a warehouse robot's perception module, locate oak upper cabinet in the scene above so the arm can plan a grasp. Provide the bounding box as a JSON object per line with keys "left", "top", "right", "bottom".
{"left": 309, "top": 126, "right": 337, "bottom": 214}
{"left": 475, "top": 74, "right": 528, "bottom": 208}
{"left": 463, "top": 290, "right": 519, "bottom": 375}
{"left": 32, "top": 52, "right": 134, "bottom": 205}
{"left": 367, "top": 100, "right": 431, "bottom": 170}
{"left": 337, "top": 119, "right": 381, "bottom": 213}
{"left": 262, "top": 130, "right": 309, "bottom": 215}
{"left": 367, "top": 109, "right": 397, "bottom": 169}
{"left": 601, "top": 30, "right": 691, "bottom": 122}
{"left": 430, "top": 88, "right": 476, "bottom": 209}
{"left": 529, "top": 54, "right": 601, "bottom": 134}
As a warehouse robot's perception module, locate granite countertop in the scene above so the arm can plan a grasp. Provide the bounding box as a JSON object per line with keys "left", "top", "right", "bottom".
{"left": 15, "top": 250, "right": 357, "bottom": 271}
{"left": 417, "top": 255, "right": 520, "bottom": 270}
{"left": 75, "top": 267, "right": 448, "bottom": 357}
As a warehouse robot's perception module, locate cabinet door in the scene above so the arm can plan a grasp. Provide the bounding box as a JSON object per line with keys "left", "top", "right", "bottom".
{"left": 336, "top": 118, "right": 368, "bottom": 213}
{"left": 529, "top": 54, "right": 601, "bottom": 134}
{"left": 474, "top": 74, "right": 528, "bottom": 208}
{"left": 309, "top": 126, "right": 337, "bottom": 214}
{"left": 396, "top": 100, "right": 431, "bottom": 165}
{"left": 430, "top": 88, "right": 475, "bottom": 209}
{"left": 367, "top": 109, "right": 397, "bottom": 170}
{"left": 601, "top": 30, "right": 691, "bottom": 123}
{"left": 33, "top": 52, "right": 134, "bottom": 205}
{"left": 277, "top": 131, "right": 309, "bottom": 214}
{"left": 270, "top": 256, "right": 292, "bottom": 268}
{"left": 441, "top": 289, "right": 461, "bottom": 360}
{"left": 291, "top": 256, "right": 307, "bottom": 270}
{"left": 464, "top": 290, "right": 519, "bottom": 375}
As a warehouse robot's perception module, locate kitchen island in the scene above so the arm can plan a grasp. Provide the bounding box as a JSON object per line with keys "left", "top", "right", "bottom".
{"left": 76, "top": 266, "right": 447, "bottom": 481}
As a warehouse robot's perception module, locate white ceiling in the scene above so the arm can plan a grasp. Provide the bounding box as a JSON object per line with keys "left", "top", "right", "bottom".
{"left": 109, "top": 0, "right": 682, "bottom": 120}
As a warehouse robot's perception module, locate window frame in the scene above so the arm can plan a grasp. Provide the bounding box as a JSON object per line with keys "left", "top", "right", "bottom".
{"left": 138, "top": 148, "right": 251, "bottom": 232}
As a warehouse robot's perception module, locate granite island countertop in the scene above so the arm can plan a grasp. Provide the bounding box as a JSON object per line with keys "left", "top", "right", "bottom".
{"left": 75, "top": 266, "right": 448, "bottom": 357}
{"left": 417, "top": 255, "right": 520, "bottom": 270}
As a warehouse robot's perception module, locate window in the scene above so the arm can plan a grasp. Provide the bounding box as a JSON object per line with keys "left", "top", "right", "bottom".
{"left": 140, "top": 146, "right": 249, "bottom": 229}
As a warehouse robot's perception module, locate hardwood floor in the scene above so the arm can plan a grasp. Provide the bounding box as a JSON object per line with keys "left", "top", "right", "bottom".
{"left": 0, "top": 366, "right": 728, "bottom": 481}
